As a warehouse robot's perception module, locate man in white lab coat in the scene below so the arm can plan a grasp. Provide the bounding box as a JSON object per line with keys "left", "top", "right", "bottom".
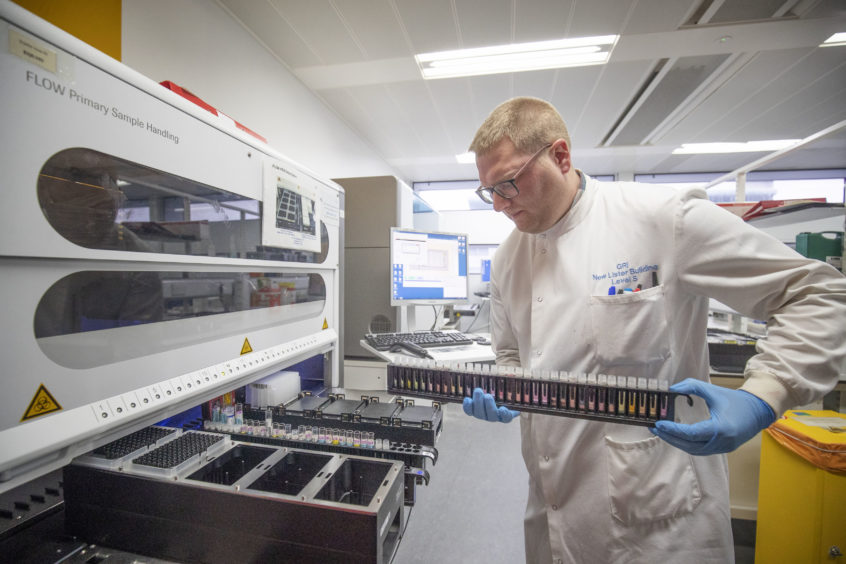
{"left": 463, "top": 97, "right": 846, "bottom": 563}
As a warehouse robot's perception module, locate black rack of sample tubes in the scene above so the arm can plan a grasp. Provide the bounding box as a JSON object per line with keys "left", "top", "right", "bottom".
{"left": 387, "top": 359, "right": 681, "bottom": 427}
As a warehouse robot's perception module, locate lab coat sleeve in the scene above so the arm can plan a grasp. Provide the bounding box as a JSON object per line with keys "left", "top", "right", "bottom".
{"left": 490, "top": 254, "right": 521, "bottom": 368}
{"left": 673, "top": 189, "right": 846, "bottom": 415}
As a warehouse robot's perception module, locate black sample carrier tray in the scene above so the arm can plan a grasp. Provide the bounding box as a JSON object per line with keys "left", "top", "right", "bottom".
{"left": 387, "top": 360, "right": 690, "bottom": 427}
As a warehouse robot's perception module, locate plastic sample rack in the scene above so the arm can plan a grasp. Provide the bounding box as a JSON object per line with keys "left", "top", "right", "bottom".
{"left": 387, "top": 359, "right": 687, "bottom": 427}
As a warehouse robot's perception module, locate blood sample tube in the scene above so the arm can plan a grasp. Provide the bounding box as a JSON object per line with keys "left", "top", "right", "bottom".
{"left": 627, "top": 377, "right": 638, "bottom": 417}
{"left": 597, "top": 374, "right": 607, "bottom": 413}
{"left": 587, "top": 373, "right": 597, "bottom": 412}
{"left": 606, "top": 375, "right": 617, "bottom": 415}
{"left": 648, "top": 379, "right": 659, "bottom": 419}
{"left": 637, "top": 378, "right": 648, "bottom": 418}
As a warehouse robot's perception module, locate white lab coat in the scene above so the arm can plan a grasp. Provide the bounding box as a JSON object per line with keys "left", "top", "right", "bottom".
{"left": 490, "top": 174, "right": 846, "bottom": 563}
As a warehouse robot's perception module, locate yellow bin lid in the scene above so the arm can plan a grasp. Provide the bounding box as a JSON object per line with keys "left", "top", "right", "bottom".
{"left": 766, "top": 410, "right": 846, "bottom": 473}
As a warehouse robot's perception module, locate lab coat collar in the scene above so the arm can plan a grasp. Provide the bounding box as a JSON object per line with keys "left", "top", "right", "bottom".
{"left": 537, "top": 169, "right": 593, "bottom": 240}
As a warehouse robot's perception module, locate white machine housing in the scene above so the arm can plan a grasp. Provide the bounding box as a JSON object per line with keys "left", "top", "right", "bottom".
{"left": 0, "top": 1, "right": 343, "bottom": 494}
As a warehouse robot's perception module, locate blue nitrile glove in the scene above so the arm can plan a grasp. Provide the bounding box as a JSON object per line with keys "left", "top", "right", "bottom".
{"left": 462, "top": 388, "right": 519, "bottom": 423}
{"left": 650, "top": 378, "right": 776, "bottom": 455}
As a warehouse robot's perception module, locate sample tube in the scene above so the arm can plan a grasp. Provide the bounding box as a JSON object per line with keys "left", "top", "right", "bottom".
{"left": 606, "top": 375, "right": 617, "bottom": 415}
{"left": 637, "top": 378, "right": 648, "bottom": 418}
{"left": 549, "top": 372, "right": 559, "bottom": 408}
{"left": 587, "top": 373, "right": 597, "bottom": 412}
{"left": 659, "top": 381, "right": 670, "bottom": 419}
{"left": 648, "top": 379, "right": 659, "bottom": 419}
{"left": 577, "top": 373, "right": 587, "bottom": 411}
{"left": 568, "top": 373, "right": 578, "bottom": 410}
{"left": 212, "top": 402, "right": 221, "bottom": 423}
{"left": 627, "top": 377, "right": 638, "bottom": 417}
{"left": 597, "top": 374, "right": 607, "bottom": 413}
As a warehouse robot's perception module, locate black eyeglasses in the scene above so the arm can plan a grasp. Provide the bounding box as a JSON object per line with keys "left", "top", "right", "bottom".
{"left": 475, "top": 143, "right": 552, "bottom": 204}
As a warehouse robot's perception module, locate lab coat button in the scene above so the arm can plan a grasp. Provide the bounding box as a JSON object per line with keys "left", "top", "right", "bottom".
{"left": 552, "top": 505, "right": 558, "bottom": 511}
{"left": 536, "top": 296, "right": 543, "bottom": 302}
{"left": 544, "top": 455, "right": 549, "bottom": 462}
{"left": 540, "top": 248, "right": 547, "bottom": 254}
{"left": 536, "top": 350, "right": 542, "bottom": 356}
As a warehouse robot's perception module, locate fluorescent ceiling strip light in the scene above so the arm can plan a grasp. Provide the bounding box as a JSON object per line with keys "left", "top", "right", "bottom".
{"left": 821, "top": 32, "right": 846, "bottom": 47}
{"left": 455, "top": 152, "right": 475, "bottom": 164}
{"left": 673, "top": 139, "right": 801, "bottom": 154}
{"left": 416, "top": 35, "right": 618, "bottom": 79}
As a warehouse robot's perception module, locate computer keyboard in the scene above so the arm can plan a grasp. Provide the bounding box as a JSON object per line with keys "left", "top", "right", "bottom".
{"left": 365, "top": 330, "right": 475, "bottom": 351}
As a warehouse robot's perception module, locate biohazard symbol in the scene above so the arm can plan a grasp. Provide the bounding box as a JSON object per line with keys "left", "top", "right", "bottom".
{"left": 21, "top": 384, "right": 62, "bottom": 422}
{"left": 240, "top": 338, "right": 253, "bottom": 355}
{"left": 322, "top": 318, "right": 329, "bottom": 330}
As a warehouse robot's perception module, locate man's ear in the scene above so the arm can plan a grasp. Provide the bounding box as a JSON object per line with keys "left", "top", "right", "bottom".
{"left": 551, "top": 139, "right": 571, "bottom": 174}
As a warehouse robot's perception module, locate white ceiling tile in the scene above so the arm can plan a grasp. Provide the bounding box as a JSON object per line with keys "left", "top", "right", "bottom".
{"left": 514, "top": 0, "right": 577, "bottom": 41}
{"left": 622, "top": 0, "right": 699, "bottom": 34}
{"left": 394, "top": 0, "right": 461, "bottom": 53}
{"left": 569, "top": 0, "right": 637, "bottom": 36}
{"left": 220, "top": 0, "right": 321, "bottom": 67}
{"left": 334, "top": 0, "right": 414, "bottom": 59}
{"left": 454, "top": 0, "right": 513, "bottom": 48}
{"left": 268, "top": 0, "right": 366, "bottom": 64}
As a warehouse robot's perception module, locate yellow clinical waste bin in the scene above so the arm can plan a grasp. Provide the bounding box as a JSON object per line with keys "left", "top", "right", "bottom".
{"left": 755, "top": 410, "right": 846, "bottom": 564}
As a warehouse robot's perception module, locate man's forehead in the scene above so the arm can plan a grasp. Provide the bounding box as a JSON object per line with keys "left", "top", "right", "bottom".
{"left": 477, "top": 138, "right": 523, "bottom": 183}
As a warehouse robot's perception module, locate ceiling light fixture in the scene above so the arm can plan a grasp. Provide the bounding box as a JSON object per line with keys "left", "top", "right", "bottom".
{"left": 455, "top": 152, "right": 475, "bottom": 164}
{"left": 415, "top": 35, "right": 618, "bottom": 80}
{"left": 673, "top": 140, "right": 801, "bottom": 154}
{"left": 820, "top": 32, "right": 846, "bottom": 47}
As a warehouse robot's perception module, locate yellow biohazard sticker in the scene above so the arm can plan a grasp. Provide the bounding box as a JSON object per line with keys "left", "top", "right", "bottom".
{"left": 322, "top": 318, "right": 329, "bottom": 330}
{"left": 21, "top": 384, "right": 62, "bottom": 422}
{"left": 240, "top": 338, "right": 253, "bottom": 355}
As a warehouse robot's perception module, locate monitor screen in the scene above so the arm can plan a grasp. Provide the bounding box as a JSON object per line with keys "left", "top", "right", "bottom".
{"left": 480, "top": 259, "right": 491, "bottom": 282}
{"left": 390, "top": 228, "right": 469, "bottom": 305}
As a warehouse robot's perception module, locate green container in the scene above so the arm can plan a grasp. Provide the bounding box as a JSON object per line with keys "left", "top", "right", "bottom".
{"left": 795, "top": 231, "right": 843, "bottom": 270}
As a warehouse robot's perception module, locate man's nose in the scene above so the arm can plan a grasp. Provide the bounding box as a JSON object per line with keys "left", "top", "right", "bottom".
{"left": 492, "top": 191, "right": 510, "bottom": 212}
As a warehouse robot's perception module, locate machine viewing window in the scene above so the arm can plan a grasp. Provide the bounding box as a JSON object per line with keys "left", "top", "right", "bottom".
{"left": 389, "top": 228, "right": 469, "bottom": 306}
{"left": 34, "top": 271, "right": 326, "bottom": 339}
{"left": 37, "top": 148, "right": 329, "bottom": 263}
{"left": 34, "top": 270, "right": 326, "bottom": 369}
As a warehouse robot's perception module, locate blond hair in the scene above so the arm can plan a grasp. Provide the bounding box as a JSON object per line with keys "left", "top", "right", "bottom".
{"left": 469, "top": 97, "right": 571, "bottom": 157}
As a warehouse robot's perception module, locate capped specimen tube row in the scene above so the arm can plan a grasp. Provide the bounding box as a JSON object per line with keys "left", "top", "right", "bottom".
{"left": 387, "top": 358, "right": 677, "bottom": 427}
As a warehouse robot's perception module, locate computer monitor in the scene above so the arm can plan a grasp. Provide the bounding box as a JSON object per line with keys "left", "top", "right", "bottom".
{"left": 390, "top": 227, "right": 469, "bottom": 306}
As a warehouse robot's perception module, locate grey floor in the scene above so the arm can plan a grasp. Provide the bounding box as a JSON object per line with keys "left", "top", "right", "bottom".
{"left": 391, "top": 403, "right": 756, "bottom": 564}
{"left": 393, "top": 403, "right": 528, "bottom": 564}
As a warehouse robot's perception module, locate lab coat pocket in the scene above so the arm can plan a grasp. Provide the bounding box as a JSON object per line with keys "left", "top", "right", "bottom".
{"left": 604, "top": 435, "right": 701, "bottom": 525}
{"left": 589, "top": 287, "right": 671, "bottom": 373}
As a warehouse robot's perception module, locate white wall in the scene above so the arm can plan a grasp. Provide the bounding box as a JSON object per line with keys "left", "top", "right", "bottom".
{"left": 438, "top": 210, "right": 514, "bottom": 245}
{"left": 121, "top": 0, "right": 400, "bottom": 182}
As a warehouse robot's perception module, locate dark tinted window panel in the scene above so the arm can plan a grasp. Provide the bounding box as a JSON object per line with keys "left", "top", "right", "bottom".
{"left": 34, "top": 271, "right": 326, "bottom": 339}
{"left": 34, "top": 271, "right": 327, "bottom": 369}
{"left": 37, "top": 148, "right": 329, "bottom": 263}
